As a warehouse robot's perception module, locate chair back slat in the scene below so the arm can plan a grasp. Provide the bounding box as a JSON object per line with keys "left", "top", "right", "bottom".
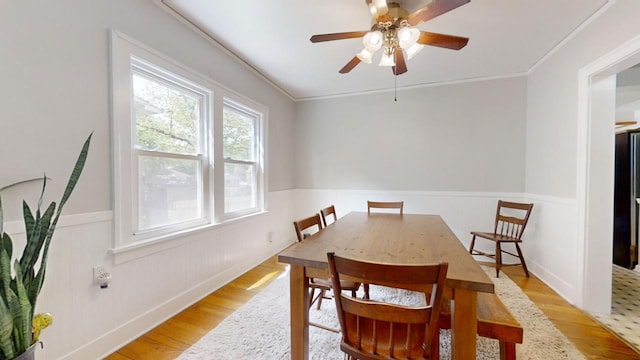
{"left": 320, "top": 205, "right": 337, "bottom": 227}
{"left": 328, "top": 252, "right": 447, "bottom": 360}
{"left": 493, "top": 201, "right": 533, "bottom": 240}
{"left": 367, "top": 201, "right": 404, "bottom": 215}
{"left": 293, "top": 213, "right": 323, "bottom": 242}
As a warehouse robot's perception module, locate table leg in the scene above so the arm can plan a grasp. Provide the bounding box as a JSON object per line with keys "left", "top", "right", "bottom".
{"left": 451, "top": 288, "right": 477, "bottom": 359}
{"left": 289, "top": 264, "right": 309, "bottom": 360}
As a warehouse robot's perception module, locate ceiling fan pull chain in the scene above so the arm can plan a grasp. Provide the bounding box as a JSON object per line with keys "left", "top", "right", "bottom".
{"left": 394, "top": 75, "right": 397, "bottom": 102}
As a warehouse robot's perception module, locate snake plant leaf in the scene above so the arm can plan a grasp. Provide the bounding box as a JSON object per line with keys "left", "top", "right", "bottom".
{"left": 0, "top": 246, "right": 16, "bottom": 359}
{"left": 58, "top": 133, "right": 91, "bottom": 212}
{"left": 0, "top": 234, "right": 13, "bottom": 303}
{"left": 19, "top": 202, "right": 55, "bottom": 280}
{"left": 0, "top": 294, "right": 15, "bottom": 360}
{"left": 0, "top": 234, "right": 12, "bottom": 273}
{"left": 12, "top": 261, "right": 32, "bottom": 355}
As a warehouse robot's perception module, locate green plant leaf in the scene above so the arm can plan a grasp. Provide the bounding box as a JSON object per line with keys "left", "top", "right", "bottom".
{"left": 19, "top": 202, "right": 54, "bottom": 284}
{"left": 0, "top": 247, "right": 15, "bottom": 359}
{"left": 0, "top": 295, "right": 15, "bottom": 360}
{"left": 58, "top": 133, "right": 91, "bottom": 211}
{"left": 11, "top": 261, "right": 32, "bottom": 355}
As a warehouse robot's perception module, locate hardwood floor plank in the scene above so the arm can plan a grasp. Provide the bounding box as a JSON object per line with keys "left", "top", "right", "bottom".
{"left": 105, "top": 258, "right": 639, "bottom": 359}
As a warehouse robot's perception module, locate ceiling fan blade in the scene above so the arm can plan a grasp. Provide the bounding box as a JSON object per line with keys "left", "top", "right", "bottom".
{"left": 407, "top": 0, "right": 470, "bottom": 26}
{"left": 339, "top": 56, "right": 362, "bottom": 74}
{"left": 310, "top": 31, "right": 369, "bottom": 43}
{"left": 417, "top": 31, "right": 469, "bottom": 50}
{"left": 392, "top": 48, "right": 407, "bottom": 75}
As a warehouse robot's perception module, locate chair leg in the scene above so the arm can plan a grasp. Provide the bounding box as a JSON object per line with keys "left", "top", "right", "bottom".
{"left": 495, "top": 242, "right": 502, "bottom": 278}
{"left": 515, "top": 243, "right": 530, "bottom": 277}
{"left": 469, "top": 234, "right": 477, "bottom": 254}
{"left": 317, "top": 289, "right": 326, "bottom": 310}
{"left": 363, "top": 283, "right": 370, "bottom": 300}
{"left": 309, "top": 288, "right": 316, "bottom": 307}
{"left": 431, "top": 329, "right": 440, "bottom": 359}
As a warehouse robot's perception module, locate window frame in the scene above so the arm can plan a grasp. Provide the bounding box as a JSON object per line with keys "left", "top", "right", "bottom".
{"left": 110, "top": 31, "right": 267, "bottom": 262}
{"left": 130, "top": 57, "right": 212, "bottom": 240}
{"left": 221, "top": 97, "right": 265, "bottom": 219}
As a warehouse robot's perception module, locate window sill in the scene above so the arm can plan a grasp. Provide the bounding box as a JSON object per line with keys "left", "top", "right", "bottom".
{"left": 111, "top": 210, "right": 268, "bottom": 264}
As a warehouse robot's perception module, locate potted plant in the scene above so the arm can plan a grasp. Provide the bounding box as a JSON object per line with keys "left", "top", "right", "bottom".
{"left": 0, "top": 134, "right": 91, "bottom": 360}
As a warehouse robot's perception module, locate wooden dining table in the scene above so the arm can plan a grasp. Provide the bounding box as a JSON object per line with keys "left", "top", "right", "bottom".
{"left": 278, "top": 211, "right": 495, "bottom": 360}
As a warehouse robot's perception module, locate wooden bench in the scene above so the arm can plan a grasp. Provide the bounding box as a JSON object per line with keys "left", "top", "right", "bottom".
{"left": 437, "top": 292, "right": 523, "bottom": 360}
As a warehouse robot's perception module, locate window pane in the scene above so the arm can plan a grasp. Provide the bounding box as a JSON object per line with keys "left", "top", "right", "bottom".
{"left": 224, "top": 163, "right": 256, "bottom": 213}
{"left": 133, "top": 73, "right": 201, "bottom": 155}
{"left": 223, "top": 106, "right": 256, "bottom": 161}
{"left": 138, "top": 156, "right": 202, "bottom": 231}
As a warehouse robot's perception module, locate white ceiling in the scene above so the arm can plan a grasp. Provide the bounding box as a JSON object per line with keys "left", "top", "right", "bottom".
{"left": 160, "top": 0, "right": 609, "bottom": 100}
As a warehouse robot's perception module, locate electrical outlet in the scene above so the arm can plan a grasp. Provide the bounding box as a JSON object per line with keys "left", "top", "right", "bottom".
{"left": 93, "top": 265, "right": 112, "bottom": 288}
{"left": 93, "top": 265, "right": 107, "bottom": 281}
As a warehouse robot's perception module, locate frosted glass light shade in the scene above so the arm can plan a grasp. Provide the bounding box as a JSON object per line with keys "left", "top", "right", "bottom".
{"left": 398, "top": 27, "right": 419, "bottom": 49}
{"left": 406, "top": 43, "right": 424, "bottom": 60}
{"left": 379, "top": 50, "right": 395, "bottom": 67}
{"left": 357, "top": 48, "right": 374, "bottom": 63}
{"left": 363, "top": 31, "right": 383, "bottom": 52}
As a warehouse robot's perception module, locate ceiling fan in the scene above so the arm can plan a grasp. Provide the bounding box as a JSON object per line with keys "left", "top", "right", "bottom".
{"left": 310, "top": 0, "right": 470, "bottom": 75}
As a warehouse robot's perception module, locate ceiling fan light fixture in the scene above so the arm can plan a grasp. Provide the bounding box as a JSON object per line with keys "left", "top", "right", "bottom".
{"left": 363, "top": 31, "right": 383, "bottom": 51}
{"left": 398, "top": 27, "right": 419, "bottom": 49}
{"left": 379, "top": 48, "right": 396, "bottom": 67}
{"left": 357, "top": 48, "right": 374, "bottom": 63}
{"left": 406, "top": 43, "right": 424, "bottom": 60}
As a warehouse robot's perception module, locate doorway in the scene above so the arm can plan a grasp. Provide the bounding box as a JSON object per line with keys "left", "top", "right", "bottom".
{"left": 579, "top": 34, "right": 640, "bottom": 314}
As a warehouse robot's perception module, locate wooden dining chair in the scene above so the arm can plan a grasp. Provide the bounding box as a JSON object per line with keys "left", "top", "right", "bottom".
{"left": 327, "top": 252, "right": 448, "bottom": 360}
{"left": 469, "top": 200, "right": 534, "bottom": 278}
{"left": 320, "top": 204, "right": 337, "bottom": 227}
{"left": 293, "top": 214, "right": 364, "bottom": 310}
{"left": 367, "top": 200, "right": 404, "bottom": 215}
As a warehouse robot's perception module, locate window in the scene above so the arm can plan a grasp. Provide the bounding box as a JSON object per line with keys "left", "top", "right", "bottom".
{"left": 223, "top": 99, "right": 263, "bottom": 216}
{"left": 110, "top": 31, "right": 266, "bottom": 259}
{"left": 132, "top": 59, "right": 210, "bottom": 237}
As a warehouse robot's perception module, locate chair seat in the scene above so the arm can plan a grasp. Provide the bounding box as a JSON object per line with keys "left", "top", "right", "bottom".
{"left": 471, "top": 231, "right": 522, "bottom": 243}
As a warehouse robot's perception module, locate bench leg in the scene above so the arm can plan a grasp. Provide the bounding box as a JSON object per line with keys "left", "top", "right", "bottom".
{"left": 499, "top": 341, "right": 516, "bottom": 360}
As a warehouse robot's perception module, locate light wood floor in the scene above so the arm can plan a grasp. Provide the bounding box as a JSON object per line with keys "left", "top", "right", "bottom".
{"left": 105, "top": 257, "right": 640, "bottom": 360}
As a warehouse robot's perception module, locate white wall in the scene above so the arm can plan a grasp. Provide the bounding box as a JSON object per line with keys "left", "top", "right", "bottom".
{"left": 294, "top": 76, "right": 528, "bottom": 192}
{"left": 0, "top": 1, "right": 296, "bottom": 359}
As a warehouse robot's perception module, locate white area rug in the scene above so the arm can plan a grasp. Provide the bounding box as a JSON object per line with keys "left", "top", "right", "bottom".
{"left": 178, "top": 267, "right": 585, "bottom": 359}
